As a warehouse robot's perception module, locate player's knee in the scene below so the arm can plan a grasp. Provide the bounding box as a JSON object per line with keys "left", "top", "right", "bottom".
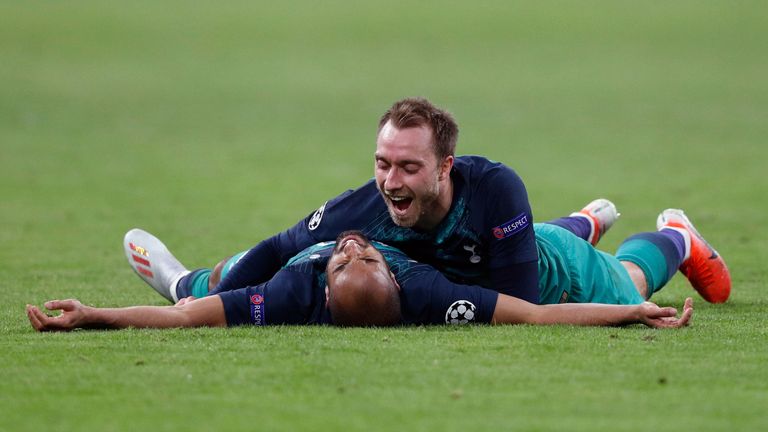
{"left": 621, "top": 261, "right": 649, "bottom": 299}
{"left": 209, "top": 257, "right": 232, "bottom": 291}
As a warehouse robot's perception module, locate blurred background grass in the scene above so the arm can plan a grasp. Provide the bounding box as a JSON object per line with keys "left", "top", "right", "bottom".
{"left": 1, "top": 1, "right": 766, "bottom": 431}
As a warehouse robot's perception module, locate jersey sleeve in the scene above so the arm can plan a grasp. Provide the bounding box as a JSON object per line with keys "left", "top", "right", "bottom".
{"left": 212, "top": 189, "right": 358, "bottom": 294}
{"left": 211, "top": 222, "right": 317, "bottom": 294}
{"left": 399, "top": 264, "right": 499, "bottom": 325}
{"left": 217, "top": 284, "right": 267, "bottom": 326}
{"left": 481, "top": 166, "right": 540, "bottom": 302}
{"left": 217, "top": 270, "right": 326, "bottom": 326}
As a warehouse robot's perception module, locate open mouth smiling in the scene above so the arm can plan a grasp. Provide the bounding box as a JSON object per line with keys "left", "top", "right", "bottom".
{"left": 388, "top": 195, "right": 413, "bottom": 213}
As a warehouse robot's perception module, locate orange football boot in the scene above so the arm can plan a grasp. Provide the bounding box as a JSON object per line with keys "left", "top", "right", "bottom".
{"left": 656, "top": 209, "right": 731, "bottom": 303}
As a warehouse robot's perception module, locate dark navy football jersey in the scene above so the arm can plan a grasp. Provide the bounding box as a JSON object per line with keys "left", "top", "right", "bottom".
{"left": 217, "top": 241, "right": 499, "bottom": 326}
{"left": 215, "top": 155, "right": 539, "bottom": 302}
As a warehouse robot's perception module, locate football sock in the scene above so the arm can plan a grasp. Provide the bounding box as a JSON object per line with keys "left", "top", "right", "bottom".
{"left": 658, "top": 228, "right": 688, "bottom": 260}
{"left": 545, "top": 216, "right": 593, "bottom": 242}
{"left": 615, "top": 230, "right": 686, "bottom": 298}
{"left": 175, "top": 269, "right": 212, "bottom": 299}
{"left": 175, "top": 252, "right": 246, "bottom": 298}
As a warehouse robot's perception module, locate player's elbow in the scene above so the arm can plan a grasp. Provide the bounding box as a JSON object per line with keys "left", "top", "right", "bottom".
{"left": 174, "top": 297, "right": 227, "bottom": 328}
{"left": 490, "top": 295, "right": 542, "bottom": 325}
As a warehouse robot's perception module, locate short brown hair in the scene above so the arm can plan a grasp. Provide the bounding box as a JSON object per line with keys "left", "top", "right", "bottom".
{"left": 378, "top": 97, "right": 459, "bottom": 161}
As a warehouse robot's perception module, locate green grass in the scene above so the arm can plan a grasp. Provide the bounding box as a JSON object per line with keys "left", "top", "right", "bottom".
{"left": 1, "top": 1, "right": 767, "bottom": 431}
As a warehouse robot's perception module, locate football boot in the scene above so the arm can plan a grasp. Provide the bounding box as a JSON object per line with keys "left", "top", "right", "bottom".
{"left": 656, "top": 209, "right": 731, "bottom": 303}
{"left": 123, "top": 228, "right": 189, "bottom": 302}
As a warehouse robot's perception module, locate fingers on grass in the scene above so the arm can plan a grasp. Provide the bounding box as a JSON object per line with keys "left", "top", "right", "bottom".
{"left": 26, "top": 305, "right": 46, "bottom": 332}
{"left": 684, "top": 297, "right": 694, "bottom": 311}
{"left": 681, "top": 303, "right": 693, "bottom": 326}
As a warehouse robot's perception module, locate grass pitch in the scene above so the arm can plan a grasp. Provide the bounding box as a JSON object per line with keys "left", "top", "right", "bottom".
{"left": 1, "top": 1, "right": 767, "bottom": 431}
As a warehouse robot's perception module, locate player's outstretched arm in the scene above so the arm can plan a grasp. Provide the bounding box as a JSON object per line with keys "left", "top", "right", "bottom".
{"left": 26, "top": 296, "right": 227, "bottom": 332}
{"left": 491, "top": 295, "right": 693, "bottom": 329}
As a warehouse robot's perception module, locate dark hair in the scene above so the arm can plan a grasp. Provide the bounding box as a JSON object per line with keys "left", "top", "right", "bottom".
{"left": 328, "top": 276, "right": 402, "bottom": 327}
{"left": 378, "top": 97, "right": 459, "bottom": 161}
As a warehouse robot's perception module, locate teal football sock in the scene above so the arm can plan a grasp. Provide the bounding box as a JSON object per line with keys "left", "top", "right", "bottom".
{"left": 176, "top": 269, "right": 212, "bottom": 298}
{"left": 176, "top": 252, "right": 247, "bottom": 298}
{"left": 616, "top": 232, "right": 684, "bottom": 297}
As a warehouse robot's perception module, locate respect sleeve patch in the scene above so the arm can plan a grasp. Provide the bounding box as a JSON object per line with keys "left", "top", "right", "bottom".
{"left": 250, "top": 293, "right": 265, "bottom": 326}
{"left": 492, "top": 213, "right": 530, "bottom": 239}
{"left": 218, "top": 285, "right": 267, "bottom": 327}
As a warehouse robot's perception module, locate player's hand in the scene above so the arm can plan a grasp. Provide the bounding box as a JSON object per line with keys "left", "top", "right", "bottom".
{"left": 26, "top": 299, "right": 90, "bottom": 332}
{"left": 175, "top": 296, "right": 198, "bottom": 306}
{"left": 638, "top": 297, "right": 693, "bottom": 329}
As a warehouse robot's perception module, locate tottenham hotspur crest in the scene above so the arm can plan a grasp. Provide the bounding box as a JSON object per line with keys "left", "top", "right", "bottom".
{"left": 445, "top": 300, "right": 477, "bottom": 325}
{"left": 463, "top": 244, "right": 481, "bottom": 264}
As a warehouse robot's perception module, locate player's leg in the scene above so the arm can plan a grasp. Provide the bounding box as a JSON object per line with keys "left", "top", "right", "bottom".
{"left": 175, "top": 252, "right": 246, "bottom": 299}
{"left": 615, "top": 209, "right": 730, "bottom": 303}
{"left": 655, "top": 209, "right": 731, "bottom": 303}
{"left": 534, "top": 223, "right": 645, "bottom": 305}
{"left": 124, "top": 229, "right": 190, "bottom": 302}
{"left": 614, "top": 227, "right": 686, "bottom": 300}
{"left": 619, "top": 261, "right": 650, "bottom": 299}
{"left": 546, "top": 198, "right": 619, "bottom": 246}
{"left": 124, "top": 229, "right": 245, "bottom": 302}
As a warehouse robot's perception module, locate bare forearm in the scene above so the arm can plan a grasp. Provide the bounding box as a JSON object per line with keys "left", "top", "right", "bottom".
{"left": 490, "top": 294, "right": 691, "bottom": 328}
{"left": 492, "top": 294, "right": 640, "bottom": 326}
{"left": 85, "top": 306, "right": 195, "bottom": 329}
{"left": 86, "top": 296, "right": 226, "bottom": 329}
{"left": 526, "top": 303, "right": 641, "bottom": 326}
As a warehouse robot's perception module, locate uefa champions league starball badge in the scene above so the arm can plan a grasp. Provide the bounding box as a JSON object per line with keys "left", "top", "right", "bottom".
{"left": 445, "top": 300, "right": 477, "bottom": 325}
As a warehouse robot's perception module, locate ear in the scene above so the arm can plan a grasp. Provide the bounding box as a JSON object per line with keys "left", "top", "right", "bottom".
{"left": 389, "top": 272, "right": 401, "bottom": 292}
{"left": 438, "top": 155, "right": 454, "bottom": 181}
{"left": 325, "top": 285, "right": 330, "bottom": 307}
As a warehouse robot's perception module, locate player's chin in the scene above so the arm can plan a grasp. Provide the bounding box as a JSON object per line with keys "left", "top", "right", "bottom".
{"left": 388, "top": 207, "right": 418, "bottom": 228}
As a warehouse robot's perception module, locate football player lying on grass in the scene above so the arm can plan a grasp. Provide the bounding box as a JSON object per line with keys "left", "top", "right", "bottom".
{"left": 27, "top": 199, "right": 730, "bottom": 330}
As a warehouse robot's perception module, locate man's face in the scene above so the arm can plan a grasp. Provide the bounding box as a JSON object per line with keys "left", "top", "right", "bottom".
{"left": 375, "top": 121, "right": 447, "bottom": 230}
{"left": 326, "top": 231, "right": 395, "bottom": 295}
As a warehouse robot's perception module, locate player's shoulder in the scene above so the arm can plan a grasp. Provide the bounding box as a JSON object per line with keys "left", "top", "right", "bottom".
{"left": 262, "top": 265, "right": 330, "bottom": 325}
{"left": 454, "top": 155, "right": 527, "bottom": 204}
{"left": 454, "top": 155, "right": 524, "bottom": 186}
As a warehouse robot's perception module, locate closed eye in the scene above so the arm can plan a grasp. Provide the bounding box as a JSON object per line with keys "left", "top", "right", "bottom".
{"left": 375, "top": 156, "right": 390, "bottom": 170}
{"left": 403, "top": 164, "right": 420, "bottom": 174}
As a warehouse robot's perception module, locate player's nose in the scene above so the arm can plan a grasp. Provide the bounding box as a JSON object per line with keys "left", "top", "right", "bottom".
{"left": 384, "top": 168, "right": 403, "bottom": 191}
